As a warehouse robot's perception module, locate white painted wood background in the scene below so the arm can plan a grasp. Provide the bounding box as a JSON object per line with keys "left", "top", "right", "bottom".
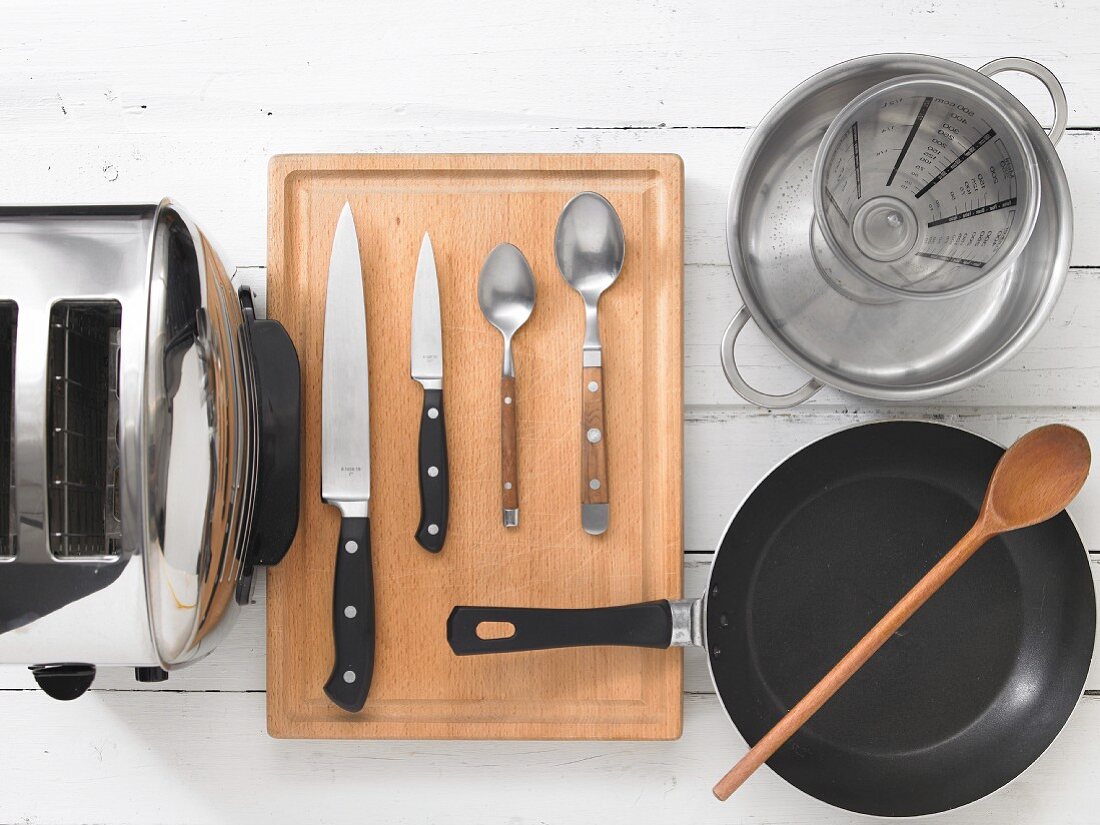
{"left": 3, "top": 1, "right": 1100, "bottom": 822}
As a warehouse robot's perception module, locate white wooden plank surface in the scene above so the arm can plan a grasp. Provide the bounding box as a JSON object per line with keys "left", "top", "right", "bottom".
{"left": 4, "top": 0, "right": 1100, "bottom": 822}
{"left": 1, "top": 690, "right": 1099, "bottom": 825}
{"left": 2, "top": 0, "right": 1098, "bottom": 130}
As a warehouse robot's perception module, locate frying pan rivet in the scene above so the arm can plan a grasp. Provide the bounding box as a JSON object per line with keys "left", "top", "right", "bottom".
{"left": 343, "top": 670, "right": 356, "bottom": 683}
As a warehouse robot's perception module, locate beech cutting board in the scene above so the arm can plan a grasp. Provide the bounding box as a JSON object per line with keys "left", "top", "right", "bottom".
{"left": 266, "top": 154, "right": 684, "bottom": 739}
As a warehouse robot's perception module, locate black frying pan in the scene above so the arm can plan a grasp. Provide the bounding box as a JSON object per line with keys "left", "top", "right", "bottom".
{"left": 448, "top": 421, "right": 1095, "bottom": 816}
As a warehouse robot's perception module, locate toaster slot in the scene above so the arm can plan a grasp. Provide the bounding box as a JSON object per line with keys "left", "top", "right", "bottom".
{"left": 46, "top": 302, "right": 122, "bottom": 559}
{"left": 0, "top": 301, "right": 15, "bottom": 558}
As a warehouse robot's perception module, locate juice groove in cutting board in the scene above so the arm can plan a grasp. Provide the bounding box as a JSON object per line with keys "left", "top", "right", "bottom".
{"left": 266, "top": 153, "right": 683, "bottom": 739}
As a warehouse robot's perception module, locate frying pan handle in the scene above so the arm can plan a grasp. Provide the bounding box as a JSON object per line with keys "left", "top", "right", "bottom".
{"left": 720, "top": 306, "right": 822, "bottom": 409}
{"left": 979, "top": 57, "right": 1068, "bottom": 147}
{"left": 447, "top": 601, "right": 673, "bottom": 655}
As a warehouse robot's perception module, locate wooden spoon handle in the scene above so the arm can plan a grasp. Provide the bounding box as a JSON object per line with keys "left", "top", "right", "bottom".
{"left": 713, "top": 522, "right": 993, "bottom": 801}
{"left": 581, "top": 367, "right": 609, "bottom": 504}
{"left": 500, "top": 375, "right": 519, "bottom": 525}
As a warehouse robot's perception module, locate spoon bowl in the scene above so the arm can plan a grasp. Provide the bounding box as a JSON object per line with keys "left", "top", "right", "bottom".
{"left": 554, "top": 192, "right": 626, "bottom": 300}
{"left": 980, "top": 424, "right": 1091, "bottom": 530}
{"left": 478, "top": 243, "right": 536, "bottom": 349}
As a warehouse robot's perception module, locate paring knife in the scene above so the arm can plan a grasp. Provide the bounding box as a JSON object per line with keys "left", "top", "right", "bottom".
{"left": 321, "top": 202, "right": 375, "bottom": 713}
{"left": 410, "top": 232, "right": 449, "bottom": 552}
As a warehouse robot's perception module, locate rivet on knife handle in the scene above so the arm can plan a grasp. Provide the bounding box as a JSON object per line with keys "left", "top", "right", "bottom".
{"left": 323, "top": 515, "right": 375, "bottom": 712}
{"left": 501, "top": 375, "right": 519, "bottom": 526}
{"left": 415, "top": 387, "right": 449, "bottom": 551}
{"left": 581, "top": 366, "right": 609, "bottom": 534}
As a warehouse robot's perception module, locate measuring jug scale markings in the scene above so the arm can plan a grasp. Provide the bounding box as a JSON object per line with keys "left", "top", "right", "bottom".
{"left": 815, "top": 77, "right": 1039, "bottom": 298}
{"left": 829, "top": 101, "right": 1017, "bottom": 255}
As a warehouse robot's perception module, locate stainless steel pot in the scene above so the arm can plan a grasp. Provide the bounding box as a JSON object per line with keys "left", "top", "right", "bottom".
{"left": 721, "top": 54, "right": 1073, "bottom": 407}
{"left": 0, "top": 201, "right": 300, "bottom": 698}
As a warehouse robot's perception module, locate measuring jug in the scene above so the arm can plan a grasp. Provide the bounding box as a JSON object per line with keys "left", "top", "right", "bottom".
{"left": 812, "top": 58, "right": 1067, "bottom": 299}
{"left": 721, "top": 54, "right": 1072, "bottom": 408}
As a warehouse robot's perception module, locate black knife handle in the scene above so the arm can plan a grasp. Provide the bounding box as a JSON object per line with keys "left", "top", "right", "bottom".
{"left": 324, "top": 516, "right": 375, "bottom": 712}
{"left": 415, "top": 387, "right": 449, "bottom": 553}
{"left": 447, "top": 601, "right": 673, "bottom": 655}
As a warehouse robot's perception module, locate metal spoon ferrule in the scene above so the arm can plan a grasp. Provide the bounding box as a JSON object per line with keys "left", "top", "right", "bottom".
{"left": 582, "top": 301, "right": 602, "bottom": 367}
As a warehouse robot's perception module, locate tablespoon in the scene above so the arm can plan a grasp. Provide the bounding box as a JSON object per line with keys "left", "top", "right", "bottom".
{"left": 713, "top": 423, "right": 1092, "bottom": 801}
{"left": 478, "top": 243, "right": 536, "bottom": 527}
{"left": 554, "top": 192, "right": 625, "bottom": 536}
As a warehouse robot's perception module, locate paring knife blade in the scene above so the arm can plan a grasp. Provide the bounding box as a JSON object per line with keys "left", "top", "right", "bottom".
{"left": 410, "top": 232, "right": 449, "bottom": 552}
{"left": 321, "top": 201, "right": 375, "bottom": 713}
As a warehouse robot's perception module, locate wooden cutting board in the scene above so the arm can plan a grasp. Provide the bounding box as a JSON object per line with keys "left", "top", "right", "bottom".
{"left": 266, "top": 154, "right": 683, "bottom": 739}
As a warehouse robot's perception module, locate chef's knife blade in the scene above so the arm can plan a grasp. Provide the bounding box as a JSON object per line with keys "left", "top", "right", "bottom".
{"left": 321, "top": 201, "right": 375, "bottom": 713}
{"left": 410, "top": 232, "right": 449, "bottom": 553}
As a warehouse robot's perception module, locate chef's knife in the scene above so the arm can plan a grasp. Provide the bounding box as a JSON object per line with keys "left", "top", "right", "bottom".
{"left": 410, "top": 232, "right": 449, "bottom": 553}
{"left": 321, "top": 202, "right": 375, "bottom": 713}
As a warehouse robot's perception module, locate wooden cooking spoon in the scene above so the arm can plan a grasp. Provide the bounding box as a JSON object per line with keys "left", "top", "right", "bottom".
{"left": 713, "top": 424, "right": 1091, "bottom": 802}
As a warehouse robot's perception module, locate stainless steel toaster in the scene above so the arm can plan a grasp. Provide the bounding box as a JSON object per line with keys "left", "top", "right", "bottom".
{"left": 0, "top": 201, "right": 300, "bottom": 698}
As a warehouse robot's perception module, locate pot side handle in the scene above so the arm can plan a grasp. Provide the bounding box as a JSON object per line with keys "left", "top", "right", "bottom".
{"left": 720, "top": 306, "right": 822, "bottom": 409}
{"left": 979, "top": 57, "right": 1068, "bottom": 147}
{"left": 447, "top": 602, "right": 673, "bottom": 655}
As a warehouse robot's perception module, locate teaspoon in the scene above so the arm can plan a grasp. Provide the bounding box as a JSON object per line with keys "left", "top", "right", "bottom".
{"left": 478, "top": 243, "right": 536, "bottom": 527}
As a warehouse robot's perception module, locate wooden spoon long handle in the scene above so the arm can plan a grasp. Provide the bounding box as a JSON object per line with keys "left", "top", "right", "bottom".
{"left": 713, "top": 522, "right": 994, "bottom": 801}
{"left": 581, "top": 367, "right": 609, "bottom": 509}
{"left": 500, "top": 375, "right": 519, "bottom": 525}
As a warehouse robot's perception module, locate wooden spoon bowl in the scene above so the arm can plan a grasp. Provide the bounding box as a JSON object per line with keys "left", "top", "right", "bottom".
{"left": 980, "top": 424, "right": 1091, "bottom": 531}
